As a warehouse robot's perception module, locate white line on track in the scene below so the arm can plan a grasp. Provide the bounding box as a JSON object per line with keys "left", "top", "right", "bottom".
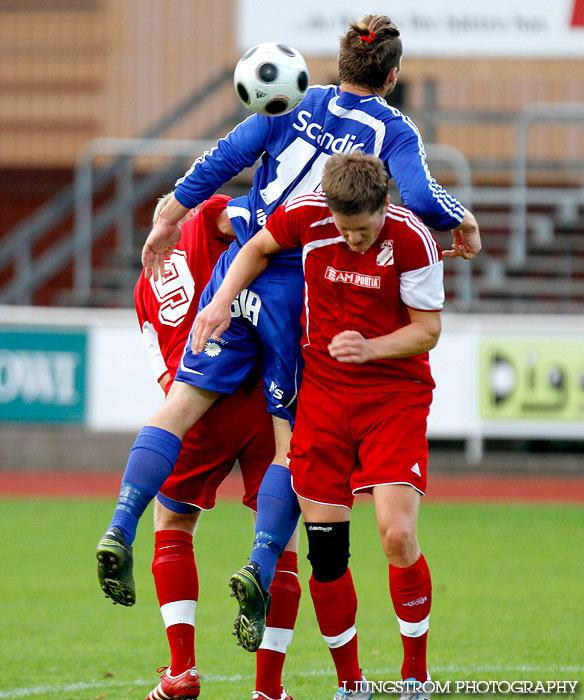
{"left": 1, "top": 666, "right": 581, "bottom": 698}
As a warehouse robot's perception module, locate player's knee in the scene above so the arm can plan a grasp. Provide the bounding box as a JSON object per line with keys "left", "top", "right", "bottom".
{"left": 379, "top": 522, "right": 417, "bottom": 564}
{"left": 154, "top": 499, "right": 200, "bottom": 532}
{"left": 305, "top": 521, "right": 350, "bottom": 582}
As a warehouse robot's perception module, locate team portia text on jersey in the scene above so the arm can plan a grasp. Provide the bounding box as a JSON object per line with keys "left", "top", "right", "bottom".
{"left": 267, "top": 191, "right": 445, "bottom": 393}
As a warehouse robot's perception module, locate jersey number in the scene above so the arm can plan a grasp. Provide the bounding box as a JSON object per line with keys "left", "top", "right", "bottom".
{"left": 259, "top": 137, "right": 331, "bottom": 207}
{"left": 231, "top": 288, "right": 262, "bottom": 327}
{"left": 150, "top": 250, "right": 195, "bottom": 327}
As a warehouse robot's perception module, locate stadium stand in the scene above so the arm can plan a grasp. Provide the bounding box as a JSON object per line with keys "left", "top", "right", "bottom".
{"left": 0, "top": 1, "right": 583, "bottom": 312}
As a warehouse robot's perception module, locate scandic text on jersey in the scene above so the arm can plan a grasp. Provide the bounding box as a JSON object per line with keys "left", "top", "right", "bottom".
{"left": 324, "top": 266, "right": 381, "bottom": 289}
{"left": 292, "top": 110, "right": 365, "bottom": 154}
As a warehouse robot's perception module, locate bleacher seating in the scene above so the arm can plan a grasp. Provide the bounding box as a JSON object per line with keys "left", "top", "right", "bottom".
{"left": 0, "top": 1, "right": 583, "bottom": 313}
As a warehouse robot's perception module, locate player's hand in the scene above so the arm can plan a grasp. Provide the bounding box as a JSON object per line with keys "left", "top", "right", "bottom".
{"left": 142, "top": 219, "right": 182, "bottom": 280}
{"left": 442, "top": 208, "right": 481, "bottom": 260}
{"left": 328, "top": 330, "right": 374, "bottom": 364}
{"left": 191, "top": 300, "right": 232, "bottom": 355}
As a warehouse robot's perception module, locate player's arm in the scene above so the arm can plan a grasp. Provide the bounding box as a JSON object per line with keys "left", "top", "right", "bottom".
{"left": 174, "top": 114, "right": 270, "bottom": 205}
{"left": 328, "top": 308, "right": 441, "bottom": 364}
{"left": 143, "top": 116, "right": 270, "bottom": 280}
{"left": 138, "top": 317, "right": 174, "bottom": 388}
{"left": 442, "top": 207, "right": 481, "bottom": 260}
{"left": 134, "top": 274, "right": 174, "bottom": 387}
{"left": 142, "top": 194, "right": 188, "bottom": 281}
{"left": 387, "top": 130, "right": 481, "bottom": 259}
{"left": 191, "top": 227, "right": 283, "bottom": 353}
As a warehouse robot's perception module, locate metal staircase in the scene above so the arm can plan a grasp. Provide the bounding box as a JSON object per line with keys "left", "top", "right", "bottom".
{"left": 0, "top": 67, "right": 245, "bottom": 306}
{"left": 1, "top": 96, "right": 583, "bottom": 313}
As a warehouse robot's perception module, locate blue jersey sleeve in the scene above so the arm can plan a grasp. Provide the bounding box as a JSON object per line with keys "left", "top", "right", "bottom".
{"left": 383, "top": 115, "right": 465, "bottom": 231}
{"left": 173, "top": 114, "right": 271, "bottom": 208}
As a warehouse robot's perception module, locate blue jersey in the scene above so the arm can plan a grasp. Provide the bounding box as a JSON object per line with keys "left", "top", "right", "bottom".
{"left": 174, "top": 85, "right": 464, "bottom": 250}
{"left": 174, "top": 85, "right": 466, "bottom": 421}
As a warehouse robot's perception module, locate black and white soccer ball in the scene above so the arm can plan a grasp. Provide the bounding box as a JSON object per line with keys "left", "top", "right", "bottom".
{"left": 234, "top": 42, "right": 309, "bottom": 117}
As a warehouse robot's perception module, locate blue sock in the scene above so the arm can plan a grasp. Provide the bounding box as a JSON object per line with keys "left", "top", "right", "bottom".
{"left": 108, "top": 426, "right": 182, "bottom": 545}
{"left": 250, "top": 463, "right": 301, "bottom": 591}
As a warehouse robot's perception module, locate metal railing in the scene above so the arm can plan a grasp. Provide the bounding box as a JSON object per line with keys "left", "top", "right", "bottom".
{"left": 72, "top": 138, "right": 479, "bottom": 308}
{"left": 1, "top": 100, "right": 583, "bottom": 308}
{"left": 510, "top": 102, "right": 584, "bottom": 266}
{"left": 73, "top": 138, "right": 217, "bottom": 300}
{"left": 0, "top": 67, "right": 236, "bottom": 305}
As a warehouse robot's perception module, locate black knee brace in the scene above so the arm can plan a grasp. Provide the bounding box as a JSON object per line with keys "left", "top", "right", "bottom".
{"left": 305, "top": 521, "right": 350, "bottom": 582}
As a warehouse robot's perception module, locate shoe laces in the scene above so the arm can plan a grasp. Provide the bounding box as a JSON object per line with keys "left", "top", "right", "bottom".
{"left": 156, "top": 666, "right": 169, "bottom": 677}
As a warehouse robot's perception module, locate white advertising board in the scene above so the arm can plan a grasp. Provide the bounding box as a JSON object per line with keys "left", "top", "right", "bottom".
{"left": 88, "top": 322, "right": 164, "bottom": 431}
{"left": 0, "top": 306, "right": 164, "bottom": 431}
{"left": 1, "top": 308, "right": 583, "bottom": 461}
{"left": 238, "top": 0, "right": 584, "bottom": 57}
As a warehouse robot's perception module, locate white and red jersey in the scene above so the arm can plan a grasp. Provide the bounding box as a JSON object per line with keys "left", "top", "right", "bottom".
{"left": 134, "top": 194, "right": 232, "bottom": 386}
{"left": 267, "top": 192, "right": 444, "bottom": 393}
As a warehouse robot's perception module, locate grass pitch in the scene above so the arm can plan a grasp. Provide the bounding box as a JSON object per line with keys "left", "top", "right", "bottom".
{"left": 0, "top": 497, "right": 582, "bottom": 699}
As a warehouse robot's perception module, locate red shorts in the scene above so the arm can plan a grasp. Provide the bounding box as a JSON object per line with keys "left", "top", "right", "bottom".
{"left": 289, "top": 376, "right": 432, "bottom": 509}
{"left": 159, "top": 379, "right": 275, "bottom": 512}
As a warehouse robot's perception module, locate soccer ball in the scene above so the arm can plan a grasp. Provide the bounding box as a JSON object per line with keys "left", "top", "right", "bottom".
{"left": 234, "top": 42, "right": 309, "bottom": 117}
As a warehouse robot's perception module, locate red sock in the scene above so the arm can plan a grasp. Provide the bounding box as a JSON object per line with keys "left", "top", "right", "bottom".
{"left": 255, "top": 551, "right": 301, "bottom": 699}
{"left": 309, "top": 568, "right": 361, "bottom": 691}
{"left": 152, "top": 529, "right": 199, "bottom": 675}
{"left": 389, "top": 553, "right": 432, "bottom": 682}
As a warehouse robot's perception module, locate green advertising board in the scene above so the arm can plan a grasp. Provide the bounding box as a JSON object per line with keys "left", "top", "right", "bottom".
{"left": 0, "top": 327, "right": 87, "bottom": 423}
{"left": 480, "top": 338, "right": 584, "bottom": 421}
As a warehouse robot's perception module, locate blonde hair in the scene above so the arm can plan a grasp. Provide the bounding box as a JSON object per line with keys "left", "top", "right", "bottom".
{"left": 152, "top": 192, "right": 174, "bottom": 225}
{"left": 338, "top": 15, "right": 402, "bottom": 92}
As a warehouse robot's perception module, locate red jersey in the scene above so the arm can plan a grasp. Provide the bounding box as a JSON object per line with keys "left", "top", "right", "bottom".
{"left": 134, "top": 194, "right": 232, "bottom": 384}
{"left": 267, "top": 192, "right": 444, "bottom": 393}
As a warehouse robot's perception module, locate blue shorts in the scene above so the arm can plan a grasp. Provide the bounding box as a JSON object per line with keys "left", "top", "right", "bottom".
{"left": 175, "top": 242, "right": 304, "bottom": 424}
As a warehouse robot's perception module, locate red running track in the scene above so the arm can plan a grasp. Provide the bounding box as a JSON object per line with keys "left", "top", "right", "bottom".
{"left": 0, "top": 471, "right": 583, "bottom": 502}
